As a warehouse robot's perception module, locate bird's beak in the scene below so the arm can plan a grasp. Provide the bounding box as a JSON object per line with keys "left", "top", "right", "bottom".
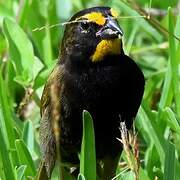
{"left": 96, "top": 16, "right": 123, "bottom": 39}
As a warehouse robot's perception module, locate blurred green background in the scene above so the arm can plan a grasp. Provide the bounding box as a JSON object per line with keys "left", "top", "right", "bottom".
{"left": 0, "top": 0, "right": 180, "bottom": 179}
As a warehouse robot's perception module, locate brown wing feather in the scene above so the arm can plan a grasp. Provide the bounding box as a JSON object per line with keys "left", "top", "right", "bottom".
{"left": 40, "top": 65, "right": 65, "bottom": 116}
{"left": 39, "top": 64, "right": 65, "bottom": 178}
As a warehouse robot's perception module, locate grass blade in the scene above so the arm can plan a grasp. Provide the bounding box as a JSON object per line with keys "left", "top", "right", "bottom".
{"left": 22, "top": 120, "right": 35, "bottom": 157}
{"left": 78, "top": 173, "right": 86, "bottom": 180}
{"left": 164, "top": 142, "right": 175, "bottom": 180}
{"left": 16, "top": 165, "right": 27, "bottom": 180}
{"left": 15, "top": 139, "right": 36, "bottom": 177}
{"left": 3, "top": 17, "right": 35, "bottom": 86}
{"left": 163, "top": 107, "right": 180, "bottom": 134}
{"left": 159, "top": 61, "right": 173, "bottom": 109}
{"left": 168, "top": 7, "right": 180, "bottom": 118}
{"left": 80, "top": 110, "right": 96, "bottom": 180}
{"left": 0, "top": 69, "right": 18, "bottom": 165}
{"left": 0, "top": 126, "right": 15, "bottom": 180}
{"left": 136, "top": 106, "right": 165, "bottom": 164}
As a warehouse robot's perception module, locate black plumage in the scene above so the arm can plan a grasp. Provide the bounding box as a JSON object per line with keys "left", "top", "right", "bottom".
{"left": 39, "top": 6, "right": 144, "bottom": 180}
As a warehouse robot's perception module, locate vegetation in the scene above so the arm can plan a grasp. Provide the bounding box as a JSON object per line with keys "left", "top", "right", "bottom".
{"left": 0, "top": 0, "right": 180, "bottom": 179}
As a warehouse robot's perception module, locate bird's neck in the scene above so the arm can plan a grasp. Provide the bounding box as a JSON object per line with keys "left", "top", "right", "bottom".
{"left": 61, "top": 53, "right": 125, "bottom": 75}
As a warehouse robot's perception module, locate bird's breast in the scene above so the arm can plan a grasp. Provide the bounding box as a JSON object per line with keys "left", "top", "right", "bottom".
{"left": 63, "top": 65, "right": 125, "bottom": 111}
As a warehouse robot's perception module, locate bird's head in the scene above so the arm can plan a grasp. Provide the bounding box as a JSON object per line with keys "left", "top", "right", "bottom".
{"left": 60, "top": 7, "right": 123, "bottom": 66}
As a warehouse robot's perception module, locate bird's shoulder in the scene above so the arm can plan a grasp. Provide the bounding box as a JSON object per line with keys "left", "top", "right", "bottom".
{"left": 122, "top": 54, "right": 145, "bottom": 85}
{"left": 40, "top": 64, "right": 65, "bottom": 116}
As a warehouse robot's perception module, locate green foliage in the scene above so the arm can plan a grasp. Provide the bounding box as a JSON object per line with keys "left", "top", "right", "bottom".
{"left": 164, "top": 142, "right": 175, "bottom": 180}
{"left": 80, "top": 111, "right": 96, "bottom": 180}
{"left": 15, "top": 139, "right": 36, "bottom": 177}
{"left": 0, "top": 0, "right": 180, "bottom": 179}
{"left": 3, "top": 18, "right": 35, "bottom": 85}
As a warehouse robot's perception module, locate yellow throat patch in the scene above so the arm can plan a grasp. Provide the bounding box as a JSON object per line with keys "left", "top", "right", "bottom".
{"left": 91, "top": 38, "right": 121, "bottom": 62}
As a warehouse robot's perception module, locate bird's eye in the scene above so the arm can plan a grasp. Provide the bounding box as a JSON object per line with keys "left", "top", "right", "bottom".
{"left": 80, "top": 21, "right": 90, "bottom": 31}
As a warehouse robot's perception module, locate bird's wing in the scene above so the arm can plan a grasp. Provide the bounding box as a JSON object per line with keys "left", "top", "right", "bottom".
{"left": 124, "top": 54, "right": 145, "bottom": 118}
{"left": 40, "top": 64, "right": 65, "bottom": 117}
{"left": 38, "top": 64, "right": 65, "bottom": 178}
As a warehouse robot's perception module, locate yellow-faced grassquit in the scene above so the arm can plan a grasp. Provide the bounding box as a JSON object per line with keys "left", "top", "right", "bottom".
{"left": 39, "top": 6, "right": 145, "bottom": 180}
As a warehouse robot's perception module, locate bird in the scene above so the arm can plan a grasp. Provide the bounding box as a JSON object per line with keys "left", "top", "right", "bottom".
{"left": 39, "top": 6, "right": 145, "bottom": 180}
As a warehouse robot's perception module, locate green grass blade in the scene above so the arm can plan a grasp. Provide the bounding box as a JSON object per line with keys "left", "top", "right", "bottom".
{"left": 15, "top": 139, "right": 36, "bottom": 177}
{"left": 139, "top": 167, "right": 150, "bottom": 180}
{"left": 175, "top": 161, "right": 180, "bottom": 180}
{"left": 42, "top": 24, "right": 53, "bottom": 66}
{"left": 163, "top": 142, "right": 175, "bottom": 180}
{"left": 0, "top": 70, "right": 16, "bottom": 157}
{"left": 145, "top": 144, "right": 161, "bottom": 178}
{"left": 80, "top": 110, "right": 96, "bottom": 180}
{"left": 163, "top": 107, "right": 180, "bottom": 134}
{"left": 22, "top": 120, "right": 35, "bottom": 157}
{"left": 0, "top": 126, "right": 16, "bottom": 180}
{"left": 78, "top": 173, "right": 86, "bottom": 180}
{"left": 3, "top": 17, "right": 35, "bottom": 85}
{"left": 168, "top": 7, "right": 180, "bottom": 118}
{"left": 18, "top": 0, "right": 30, "bottom": 27}
{"left": 159, "top": 60, "right": 173, "bottom": 109}
{"left": 0, "top": 151, "right": 6, "bottom": 180}
{"left": 16, "top": 165, "right": 27, "bottom": 180}
{"left": 125, "top": 24, "right": 138, "bottom": 55}
{"left": 136, "top": 106, "right": 165, "bottom": 164}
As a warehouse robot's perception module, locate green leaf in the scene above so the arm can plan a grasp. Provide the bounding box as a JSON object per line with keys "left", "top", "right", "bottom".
{"left": 18, "top": 0, "right": 31, "bottom": 27}
{"left": 14, "top": 70, "right": 32, "bottom": 87}
{"left": 153, "top": 167, "right": 163, "bottom": 179}
{"left": 25, "top": 0, "right": 57, "bottom": 67}
{"left": 175, "top": 161, "right": 180, "bottom": 180}
{"left": 15, "top": 139, "right": 36, "bottom": 177}
{"left": 33, "top": 56, "right": 44, "bottom": 80}
{"left": 136, "top": 106, "right": 165, "bottom": 164}
{"left": 164, "top": 142, "right": 175, "bottom": 180}
{"left": 3, "top": 17, "right": 35, "bottom": 85}
{"left": 139, "top": 167, "right": 150, "bottom": 180}
{"left": 78, "top": 173, "right": 86, "bottom": 180}
{"left": 0, "top": 69, "right": 16, "bottom": 153}
{"left": 163, "top": 107, "right": 180, "bottom": 134}
{"left": 56, "top": 0, "right": 72, "bottom": 19}
{"left": 80, "top": 110, "right": 96, "bottom": 180}
{"left": 16, "top": 165, "right": 27, "bottom": 180}
{"left": 42, "top": 25, "right": 53, "bottom": 66}
{"left": 168, "top": 7, "right": 180, "bottom": 118}
{"left": 159, "top": 61, "right": 173, "bottom": 109}
{"left": 0, "top": 125, "right": 15, "bottom": 180}
{"left": 145, "top": 144, "right": 161, "bottom": 178}
{"left": 22, "top": 120, "right": 35, "bottom": 157}
{"left": 0, "top": 151, "right": 5, "bottom": 179}
{"left": 124, "top": 24, "right": 138, "bottom": 55}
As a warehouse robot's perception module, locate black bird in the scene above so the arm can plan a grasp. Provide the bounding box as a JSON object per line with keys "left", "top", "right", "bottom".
{"left": 39, "top": 6, "right": 145, "bottom": 180}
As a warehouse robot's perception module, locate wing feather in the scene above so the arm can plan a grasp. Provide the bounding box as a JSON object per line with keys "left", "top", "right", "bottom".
{"left": 39, "top": 64, "right": 65, "bottom": 178}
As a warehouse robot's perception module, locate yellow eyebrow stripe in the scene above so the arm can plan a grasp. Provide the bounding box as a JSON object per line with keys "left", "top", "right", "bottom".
{"left": 79, "top": 12, "right": 106, "bottom": 25}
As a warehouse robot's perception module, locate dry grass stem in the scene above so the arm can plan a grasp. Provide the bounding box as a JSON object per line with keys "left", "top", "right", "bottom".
{"left": 118, "top": 122, "right": 140, "bottom": 180}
